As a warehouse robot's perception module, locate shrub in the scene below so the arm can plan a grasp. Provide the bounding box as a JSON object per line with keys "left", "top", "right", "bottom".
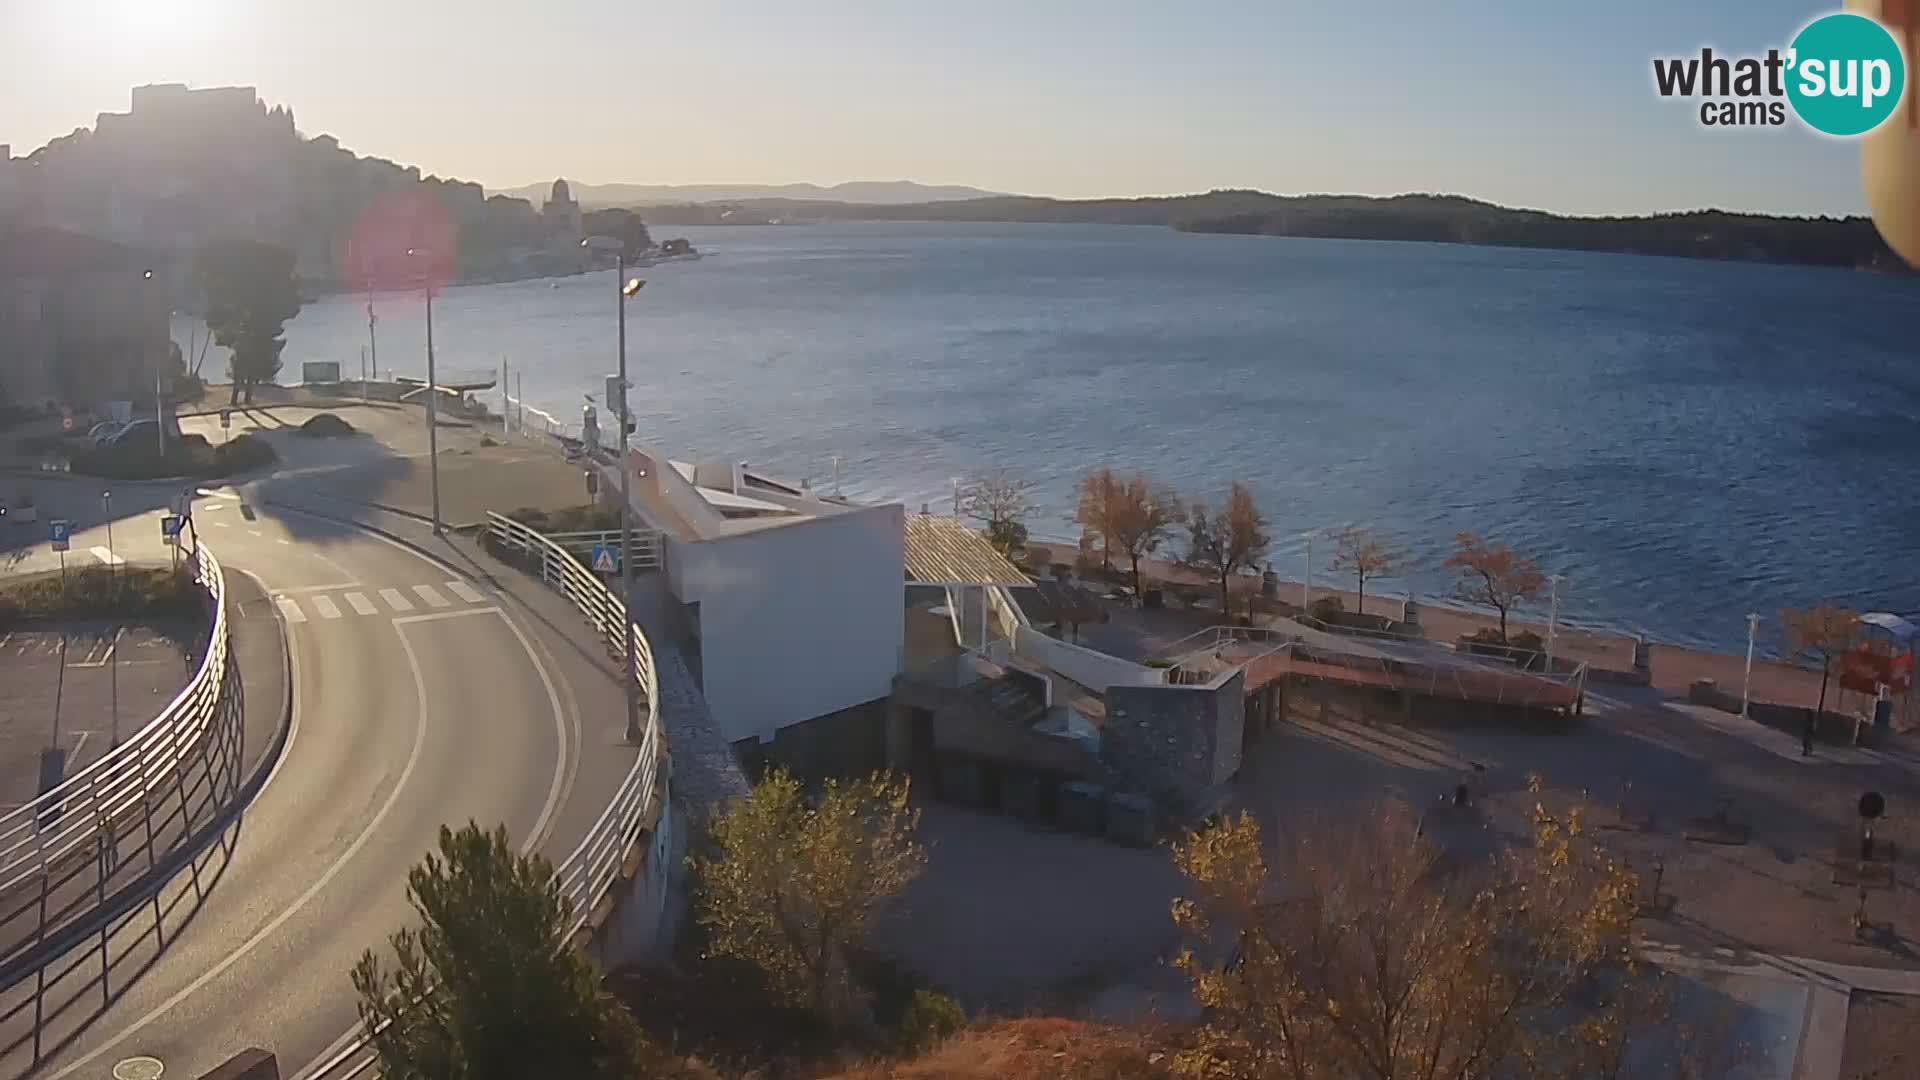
{"left": 0, "top": 565, "right": 201, "bottom": 628}
{"left": 1306, "top": 595, "right": 1347, "bottom": 623}
{"left": 298, "top": 412, "right": 355, "bottom": 437}
{"left": 212, "top": 433, "right": 278, "bottom": 474}
{"left": 895, "top": 990, "right": 967, "bottom": 1053}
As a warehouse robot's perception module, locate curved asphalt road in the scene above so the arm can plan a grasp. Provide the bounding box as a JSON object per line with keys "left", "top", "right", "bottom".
{"left": 0, "top": 488, "right": 596, "bottom": 1077}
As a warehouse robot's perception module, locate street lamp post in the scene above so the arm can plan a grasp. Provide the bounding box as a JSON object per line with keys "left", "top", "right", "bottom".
{"left": 1742, "top": 612, "right": 1761, "bottom": 718}
{"left": 1546, "top": 574, "right": 1563, "bottom": 670}
{"left": 1302, "top": 531, "right": 1314, "bottom": 610}
{"left": 405, "top": 249, "right": 442, "bottom": 534}
{"left": 144, "top": 270, "right": 166, "bottom": 459}
{"left": 583, "top": 236, "right": 646, "bottom": 743}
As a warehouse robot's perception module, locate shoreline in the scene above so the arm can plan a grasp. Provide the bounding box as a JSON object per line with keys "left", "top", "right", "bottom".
{"left": 1015, "top": 536, "right": 1903, "bottom": 724}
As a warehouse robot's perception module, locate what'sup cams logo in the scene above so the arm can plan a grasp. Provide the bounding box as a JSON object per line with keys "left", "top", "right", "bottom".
{"left": 1654, "top": 10, "right": 1910, "bottom": 136}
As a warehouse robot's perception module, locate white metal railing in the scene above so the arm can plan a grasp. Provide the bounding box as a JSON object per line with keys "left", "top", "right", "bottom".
{"left": 541, "top": 528, "right": 664, "bottom": 572}
{"left": 0, "top": 542, "right": 237, "bottom": 982}
{"left": 305, "top": 513, "right": 668, "bottom": 1079}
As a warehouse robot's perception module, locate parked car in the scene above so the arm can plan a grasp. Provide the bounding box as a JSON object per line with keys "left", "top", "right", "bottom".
{"left": 107, "top": 419, "right": 160, "bottom": 449}
{"left": 0, "top": 493, "right": 36, "bottom": 526}
{"left": 88, "top": 420, "right": 126, "bottom": 445}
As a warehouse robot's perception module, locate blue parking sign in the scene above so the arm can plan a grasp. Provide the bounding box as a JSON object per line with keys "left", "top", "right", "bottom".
{"left": 48, "top": 519, "right": 71, "bottom": 552}
{"left": 161, "top": 515, "right": 184, "bottom": 537}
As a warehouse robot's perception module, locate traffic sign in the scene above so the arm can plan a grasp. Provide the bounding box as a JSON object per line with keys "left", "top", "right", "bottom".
{"left": 590, "top": 543, "right": 619, "bottom": 574}
{"left": 161, "top": 515, "right": 185, "bottom": 546}
{"left": 48, "top": 519, "right": 71, "bottom": 552}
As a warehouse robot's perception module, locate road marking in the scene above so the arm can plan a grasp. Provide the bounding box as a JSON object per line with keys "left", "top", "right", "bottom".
{"left": 310, "top": 595, "right": 342, "bottom": 620}
{"left": 379, "top": 587, "right": 414, "bottom": 612}
{"left": 210, "top": 521, "right": 229, "bottom": 528}
{"left": 392, "top": 606, "right": 500, "bottom": 626}
{"left": 249, "top": 529, "right": 263, "bottom": 538}
{"left": 411, "top": 583, "right": 451, "bottom": 608}
{"left": 89, "top": 546, "right": 123, "bottom": 566}
{"left": 446, "top": 580, "right": 485, "bottom": 604}
{"left": 275, "top": 597, "right": 307, "bottom": 623}
{"left": 276, "top": 538, "right": 291, "bottom": 546}
{"left": 343, "top": 591, "right": 378, "bottom": 616}
{"left": 280, "top": 582, "right": 360, "bottom": 594}
{"left": 45, "top": 589, "right": 434, "bottom": 1080}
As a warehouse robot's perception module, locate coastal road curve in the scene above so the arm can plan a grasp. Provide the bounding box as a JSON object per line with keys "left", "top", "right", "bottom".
{"left": 0, "top": 486, "right": 627, "bottom": 1078}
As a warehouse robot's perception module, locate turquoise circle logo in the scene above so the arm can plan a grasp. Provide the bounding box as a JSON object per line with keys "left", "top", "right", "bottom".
{"left": 1786, "top": 13, "right": 1907, "bottom": 137}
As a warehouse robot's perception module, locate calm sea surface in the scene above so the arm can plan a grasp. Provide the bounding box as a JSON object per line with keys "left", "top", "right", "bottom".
{"left": 176, "top": 221, "right": 1920, "bottom": 652}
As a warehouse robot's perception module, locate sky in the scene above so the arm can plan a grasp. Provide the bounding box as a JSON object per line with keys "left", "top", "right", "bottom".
{"left": 0, "top": 0, "right": 1883, "bottom": 216}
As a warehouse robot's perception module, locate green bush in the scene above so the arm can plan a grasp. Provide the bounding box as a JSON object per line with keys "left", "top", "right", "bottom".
{"left": 0, "top": 565, "right": 201, "bottom": 628}
{"left": 508, "top": 504, "right": 621, "bottom": 532}
{"left": 896, "top": 990, "right": 967, "bottom": 1052}
{"left": 298, "top": 412, "right": 355, "bottom": 437}
{"left": 212, "top": 433, "right": 278, "bottom": 474}
{"left": 1306, "top": 595, "right": 1346, "bottom": 623}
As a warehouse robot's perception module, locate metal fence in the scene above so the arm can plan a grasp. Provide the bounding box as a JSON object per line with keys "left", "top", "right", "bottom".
{"left": 540, "top": 528, "right": 665, "bottom": 573}
{"left": 303, "top": 512, "right": 667, "bottom": 1079}
{"left": 0, "top": 542, "right": 238, "bottom": 985}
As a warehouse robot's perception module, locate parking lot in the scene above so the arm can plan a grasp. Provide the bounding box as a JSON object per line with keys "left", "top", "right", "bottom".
{"left": 0, "top": 621, "right": 203, "bottom": 809}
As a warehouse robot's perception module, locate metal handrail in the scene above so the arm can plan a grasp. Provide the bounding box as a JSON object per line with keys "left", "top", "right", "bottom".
{"left": 303, "top": 514, "right": 669, "bottom": 1079}
{"left": 0, "top": 542, "right": 234, "bottom": 968}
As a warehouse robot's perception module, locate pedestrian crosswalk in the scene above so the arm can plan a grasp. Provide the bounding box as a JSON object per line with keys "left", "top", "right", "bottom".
{"left": 272, "top": 581, "right": 490, "bottom": 624}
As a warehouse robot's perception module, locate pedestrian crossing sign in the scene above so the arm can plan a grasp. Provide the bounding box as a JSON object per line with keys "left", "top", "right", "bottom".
{"left": 590, "top": 543, "right": 619, "bottom": 574}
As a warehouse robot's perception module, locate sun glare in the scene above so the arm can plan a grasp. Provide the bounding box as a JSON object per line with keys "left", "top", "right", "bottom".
{"left": 104, "top": 0, "right": 214, "bottom": 48}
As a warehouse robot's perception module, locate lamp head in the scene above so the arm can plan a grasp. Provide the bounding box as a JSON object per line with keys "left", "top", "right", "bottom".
{"left": 622, "top": 278, "right": 646, "bottom": 298}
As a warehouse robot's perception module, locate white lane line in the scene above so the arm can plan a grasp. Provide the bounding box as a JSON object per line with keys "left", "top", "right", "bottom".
{"left": 445, "top": 580, "right": 485, "bottom": 604}
{"left": 277, "top": 538, "right": 291, "bottom": 546}
{"left": 280, "top": 583, "right": 360, "bottom": 594}
{"left": 89, "top": 546, "right": 123, "bottom": 566}
{"left": 210, "top": 521, "right": 230, "bottom": 528}
{"left": 379, "top": 588, "right": 414, "bottom": 612}
{"left": 392, "top": 606, "right": 500, "bottom": 626}
{"left": 46, "top": 589, "right": 435, "bottom": 1080}
{"left": 275, "top": 597, "right": 307, "bottom": 623}
{"left": 411, "top": 584, "right": 451, "bottom": 609}
{"left": 249, "top": 529, "right": 264, "bottom": 538}
{"left": 310, "top": 595, "right": 342, "bottom": 620}
{"left": 343, "top": 591, "right": 378, "bottom": 616}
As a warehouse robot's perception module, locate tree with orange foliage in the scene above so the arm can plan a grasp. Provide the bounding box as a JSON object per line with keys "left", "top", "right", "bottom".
{"left": 1185, "top": 483, "right": 1270, "bottom": 618}
{"left": 1074, "top": 467, "right": 1121, "bottom": 572}
{"left": 1328, "top": 525, "right": 1408, "bottom": 614}
{"left": 1781, "top": 605, "right": 1859, "bottom": 719}
{"left": 1168, "top": 789, "right": 1738, "bottom": 1080}
{"left": 1443, "top": 532, "right": 1546, "bottom": 643}
{"left": 1106, "top": 473, "right": 1185, "bottom": 599}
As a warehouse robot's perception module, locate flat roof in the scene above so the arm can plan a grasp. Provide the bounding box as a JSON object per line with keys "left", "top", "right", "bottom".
{"left": 904, "top": 513, "right": 1031, "bottom": 587}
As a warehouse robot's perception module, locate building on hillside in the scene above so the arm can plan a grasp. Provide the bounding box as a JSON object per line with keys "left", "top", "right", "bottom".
{"left": 0, "top": 226, "right": 168, "bottom": 409}
{"left": 542, "top": 178, "right": 584, "bottom": 245}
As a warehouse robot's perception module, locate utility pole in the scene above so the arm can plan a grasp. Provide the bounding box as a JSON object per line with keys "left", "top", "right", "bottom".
{"left": 502, "top": 358, "right": 510, "bottom": 436}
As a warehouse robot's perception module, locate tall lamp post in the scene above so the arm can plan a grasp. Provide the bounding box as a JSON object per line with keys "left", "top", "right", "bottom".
{"left": 582, "top": 236, "right": 646, "bottom": 743}
{"left": 1545, "top": 574, "right": 1563, "bottom": 670}
{"left": 1742, "top": 612, "right": 1761, "bottom": 718}
{"left": 405, "top": 248, "right": 443, "bottom": 534}
{"left": 143, "top": 270, "right": 166, "bottom": 458}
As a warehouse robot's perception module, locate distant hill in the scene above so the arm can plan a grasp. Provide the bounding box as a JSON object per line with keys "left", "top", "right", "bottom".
{"left": 495, "top": 180, "right": 1004, "bottom": 207}
{"left": 638, "top": 190, "right": 1908, "bottom": 272}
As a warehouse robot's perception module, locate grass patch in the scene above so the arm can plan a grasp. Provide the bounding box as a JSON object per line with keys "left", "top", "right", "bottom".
{"left": 0, "top": 564, "right": 203, "bottom": 629}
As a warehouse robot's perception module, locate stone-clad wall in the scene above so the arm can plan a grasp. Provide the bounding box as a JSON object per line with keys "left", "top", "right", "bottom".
{"left": 1102, "top": 670, "right": 1244, "bottom": 822}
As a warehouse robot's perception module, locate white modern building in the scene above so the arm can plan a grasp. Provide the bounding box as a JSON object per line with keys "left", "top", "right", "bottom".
{"left": 602, "top": 446, "right": 906, "bottom": 753}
